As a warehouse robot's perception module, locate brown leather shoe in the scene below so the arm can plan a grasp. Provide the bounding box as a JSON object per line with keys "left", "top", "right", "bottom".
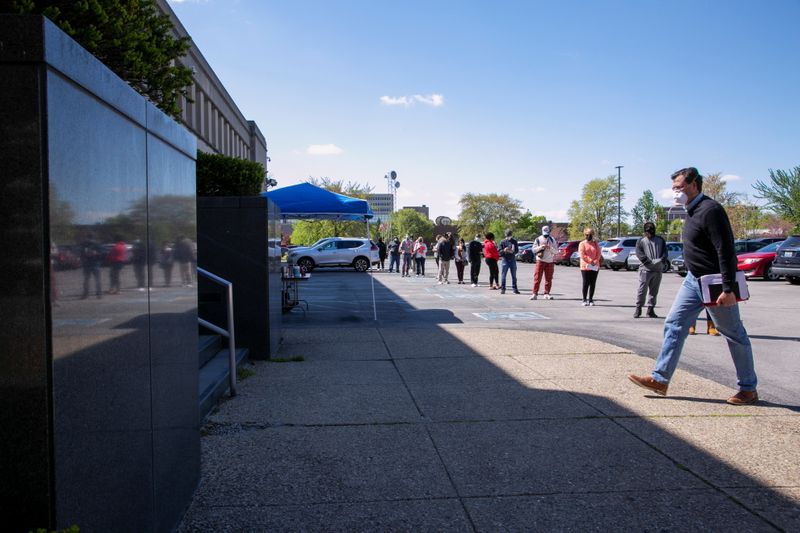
{"left": 726, "top": 390, "right": 758, "bottom": 405}
{"left": 627, "top": 374, "right": 668, "bottom": 396}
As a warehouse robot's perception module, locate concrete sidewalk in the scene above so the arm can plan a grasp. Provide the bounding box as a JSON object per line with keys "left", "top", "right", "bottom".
{"left": 179, "top": 325, "right": 799, "bottom": 531}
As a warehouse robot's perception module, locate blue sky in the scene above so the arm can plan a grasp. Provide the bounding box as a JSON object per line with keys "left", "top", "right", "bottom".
{"left": 168, "top": 0, "right": 800, "bottom": 222}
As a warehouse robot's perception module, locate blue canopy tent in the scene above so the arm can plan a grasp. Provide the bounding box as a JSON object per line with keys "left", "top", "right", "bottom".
{"left": 264, "top": 183, "right": 378, "bottom": 319}
{"left": 264, "top": 182, "right": 374, "bottom": 221}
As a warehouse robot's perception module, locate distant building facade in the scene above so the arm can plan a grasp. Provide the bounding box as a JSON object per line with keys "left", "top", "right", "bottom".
{"left": 403, "top": 205, "right": 430, "bottom": 220}
{"left": 666, "top": 205, "right": 687, "bottom": 222}
{"left": 156, "top": 0, "right": 268, "bottom": 169}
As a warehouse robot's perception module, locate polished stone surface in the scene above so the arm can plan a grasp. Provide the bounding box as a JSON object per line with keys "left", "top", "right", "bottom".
{"left": 1, "top": 15, "right": 198, "bottom": 531}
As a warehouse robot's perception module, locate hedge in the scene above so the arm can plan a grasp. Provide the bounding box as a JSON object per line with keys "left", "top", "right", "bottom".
{"left": 196, "top": 151, "right": 265, "bottom": 196}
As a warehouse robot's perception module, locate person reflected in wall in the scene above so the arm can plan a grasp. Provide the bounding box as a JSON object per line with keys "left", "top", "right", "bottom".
{"left": 80, "top": 232, "right": 103, "bottom": 299}
{"left": 159, "top": 241, "right": 174, "bottom": 287}
{"left": 387, "top": 237, "right": 400, "bottom": 273}
{"left": 131, "top": 239, "right": 147, "bottom": 291}
{"left": 468, "top": 234, "right": 483, "bottom": 287}
{"left": 174, "top": 235, "right": 195, "bottom": 287}
{"left": 483, "top": 232, "right": 500, "bottom": 290}
{"left": 107, "top": 236, "right": 127, "bottom": 294}
{"left": 377, "top": 237, "right": 387, "bottom": 271}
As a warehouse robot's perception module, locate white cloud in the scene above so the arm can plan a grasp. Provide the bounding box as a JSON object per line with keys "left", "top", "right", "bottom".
{"left": 305, "top": 144, "right": 343, "bottom": 156}
{"left": 721, "top": 174, "right": 742, "bottom": 182}
{"left": 657, "top": 188, "right": 674, "bottom": 200}
{"left": 380, "top": 93, "right": 444, "bottom": 107}
{"left": 540, "top": 209, "right": 568, "bottom": 221}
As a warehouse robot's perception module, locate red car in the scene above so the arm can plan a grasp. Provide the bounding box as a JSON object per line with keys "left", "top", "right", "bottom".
{"left": 737, "top": 240, "right": 784, "bottom": 281}
{"left": 555, "top": 240, "right": 580, "bottom": 265}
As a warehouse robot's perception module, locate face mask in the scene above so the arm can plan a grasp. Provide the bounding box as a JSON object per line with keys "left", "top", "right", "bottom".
{"left": 673, "top": 190, "right": 688, "bottom": 206}
{"left": 585, "top": 234, "right": 593, "bottom": 241}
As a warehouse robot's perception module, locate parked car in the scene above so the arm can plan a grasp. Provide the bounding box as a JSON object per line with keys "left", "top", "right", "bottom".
{"left": 287, "top": 237, "right": 379, "bottom": 272}
{"left": 515, "top": 243, "right": 535, "bottom": 263}
{"left": 555, "top": 240, "right": 580, "bottom": 265}
{"left": 627, "top": 241, "right": 684, "bottom": 271}
{"left": 747, "top": 237, "right": 785, "bottom": 247}
{"left": 601, "top": 237, "right": 640, "bottom": 271}
{"left": 671, "top": 254, "right": 687, "bottom": 276}
{"left": 569, "top": 250, "right": 580, "bottom": 267}
{"left": 734, "top": 239, "right": 766, "bottom": 255}
{"left": 771, "top": 235, "right": 800, "bottom": 285}
{"left": 737, "top": 240, "right": 784, "bottom": 281}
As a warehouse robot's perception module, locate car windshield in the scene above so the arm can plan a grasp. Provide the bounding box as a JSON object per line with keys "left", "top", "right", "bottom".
{"left": 780, "top": 236, "right": 800, "bottom": 248}
{"left": 756, "top": 241, "right": 783, "bottom": 253}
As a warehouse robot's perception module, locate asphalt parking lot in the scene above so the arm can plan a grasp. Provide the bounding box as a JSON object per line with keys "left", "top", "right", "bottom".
{"left": 284, "top": 262, "right": 800, "bottom": 406}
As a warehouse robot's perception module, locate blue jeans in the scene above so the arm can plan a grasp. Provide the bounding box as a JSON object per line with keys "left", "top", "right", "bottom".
{"left": 388, "top": 254, "right": 400, "bottom": 272}
{"left": 652, "top": 271, "right": 757, "bottom": 391}
{"left": 500, "top": 259, "right": 518, "bottom": 290}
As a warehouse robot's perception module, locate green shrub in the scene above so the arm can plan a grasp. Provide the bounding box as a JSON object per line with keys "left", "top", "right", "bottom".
{"left": 197, "top": 151, "right": 266, "bottom": 196}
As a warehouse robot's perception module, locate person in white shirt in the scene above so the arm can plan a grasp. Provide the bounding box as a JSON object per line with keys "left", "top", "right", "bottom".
{"left": 530, "top": 226, "right": 559, "bottom": 300}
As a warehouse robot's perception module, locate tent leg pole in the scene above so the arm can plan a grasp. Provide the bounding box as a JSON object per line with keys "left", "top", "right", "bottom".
{"left": 367, "top": 219, "right": 377, "bottom": 321}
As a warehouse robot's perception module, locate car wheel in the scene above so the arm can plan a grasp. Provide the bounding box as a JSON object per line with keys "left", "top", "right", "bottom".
{"left": 353, "top": 257, "right": 370, "bottom": 272}
{"left": 787, "top": 276, "right": 800, "bottom": 285}
{"left": 611, "top": 265, "right": 620, "bottom": 271}
{"left": 624, "top": 259, "right": 634, "bottom": 271}
{"left": 297, "top": 257, "right": 314, "bottom": 272}
{"left": 765, "top": 264, "right": 781, "bottom": 281}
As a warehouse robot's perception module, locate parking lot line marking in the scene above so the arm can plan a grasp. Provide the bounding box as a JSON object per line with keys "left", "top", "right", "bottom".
{"left": 473, "top": 311, "right": 550, "bottom": 321}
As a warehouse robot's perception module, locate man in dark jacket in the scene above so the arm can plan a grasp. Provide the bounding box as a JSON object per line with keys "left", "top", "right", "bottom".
{"left": 498, "top": 229, "right": 520, "bottom": 294}
{"left": 467, "top": 234, "right": 483, "bottom": 286}
{"left": 629, "top": 167, "right": 758, "bottom": 405}
{"left": 633, "top": 221, "right": 668, "bottom": 318}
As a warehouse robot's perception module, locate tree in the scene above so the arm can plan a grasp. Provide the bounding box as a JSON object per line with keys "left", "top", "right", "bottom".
{"left": 514, "top": 212, "right": 548, "bottom": 240}
{"left": 4, "top": 0, "right": 194, "bottom": 120}
{"left": 762, "top": 213, "right": 794, "bottom": 237}
{"left": 630, "top": 190, "right": 658, "bottom": 235}
{"left": 726, "top": 199, "right": 762, "bottom": 239}
{"left": 703, "top": 172, "right": 741, "bottom": 206}
{"left": 668, "top": 219, "right": 684, "bottom": 241}
{"left": 392, "top": 208, "right": 434, "bottom": 241}
{"left": 306, "top": 176, "right": 373, "bottom": 197}
{"left": 753, "top": 166, "right": 800, "bottom": 232}
{"left": 456, "top": 193, "right": 523, "bottom": 239}
{"left": 654, "top": 205, "right": 669, "bottom": 235}
{"left": 567, "top": 176, "right": 625, "bottom": 241}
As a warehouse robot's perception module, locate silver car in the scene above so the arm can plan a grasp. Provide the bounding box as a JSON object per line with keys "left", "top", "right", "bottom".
{"left": 601, "top": 237, "right": 640, "bottom": 271}
{"left": 627, "top": 241, "right": 684, "bottom": 271}
{"left": 288, "top": 238, "right": 379, "bottom": 272}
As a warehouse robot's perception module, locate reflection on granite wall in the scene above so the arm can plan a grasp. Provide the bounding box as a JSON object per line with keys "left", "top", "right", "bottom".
{"left": 0, "top": 16, "right": 197, "bottom": 532}
{"left": 267, "top": 198, "right": 282, "bottom": 355}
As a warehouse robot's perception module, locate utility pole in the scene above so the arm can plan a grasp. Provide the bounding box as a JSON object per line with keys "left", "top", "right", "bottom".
{"left": 615, "top": 165, "right": 623, "bottom": 237}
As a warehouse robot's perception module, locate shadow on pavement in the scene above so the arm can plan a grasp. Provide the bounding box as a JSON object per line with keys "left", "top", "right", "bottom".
{"left": 180, "top": 271, "right": 800, "bottom": 531}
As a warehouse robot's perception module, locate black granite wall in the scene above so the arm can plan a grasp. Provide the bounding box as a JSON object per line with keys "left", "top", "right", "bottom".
{"left": 197, "top": 195, "right": 282, "bottom": 359}
{"left": 0, "top": 15, "right": 198, "bottom": 532}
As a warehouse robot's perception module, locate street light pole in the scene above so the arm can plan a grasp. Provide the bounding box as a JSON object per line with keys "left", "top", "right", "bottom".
{"left": 615, "top": 165, "right": 623, "bottom": 237}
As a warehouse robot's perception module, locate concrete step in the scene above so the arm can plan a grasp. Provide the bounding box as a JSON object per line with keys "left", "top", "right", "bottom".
{"left": 198, "top": 347, "right": 249, "bottom": 421}
{"left": 198, "top": 334, "right": 222, "bottom": 368}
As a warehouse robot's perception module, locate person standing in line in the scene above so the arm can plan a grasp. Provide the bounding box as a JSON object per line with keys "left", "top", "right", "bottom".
{"left": 633, "top": 221, "right": 669, "bottom": 318}
{"left": 413, "top": 237, "right": 427, "bottom": 277}
{"left": 498, "top": 229, "right": 520, "bottom": 294}
{"left": 436, "top": 232, "right": 454, "bottom": 284}
{"left": 399, "top": 235, "right": 414, "bottom": 277}
{"left": 483, "top": 232, "right": 500, "bottom": 290}
{"left": 158, "top": 241, "right": 174, "bottom": 287}
{"left": 80, "top": 232, "right": 103, "bottom": 299}
{"left": 387, "top": 237, "right": 400, "bottom": 273}
{"left": 578, "top": 227, "right": 601, "bottom": 306}
{"left": 468, "top": 234, "right": 483, "bottom": 287}
{"left": 454, "top": 238, "right": 468, "bottom": 284}
{"left": 174, "top": 235, "right": 194, "bottom": 287}
{"left": 377, "top": 237, "right": 387, "bottom": 271}
{"left": 628, "top": 167, "right": 758, "bottom": 405}
{"left": 530, "top": 225, "right": 559, "bottom": 300}
{"left": 107, "top": 237, "right": 127, "bottom": 294}
{"left": 432, "top": 234, "right": 442, "bottom": 269}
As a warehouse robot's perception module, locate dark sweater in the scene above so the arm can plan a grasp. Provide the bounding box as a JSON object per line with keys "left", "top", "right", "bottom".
{"left": 682, "top": 194, "right": 738, "bottom": 292}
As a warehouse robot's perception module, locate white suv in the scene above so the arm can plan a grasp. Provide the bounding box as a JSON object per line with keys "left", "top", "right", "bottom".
{"left": 288, "top": 238, "right": 379, "bottom": 272}
{"left": 601, "top": 237, "right": 640, "bottom": 271}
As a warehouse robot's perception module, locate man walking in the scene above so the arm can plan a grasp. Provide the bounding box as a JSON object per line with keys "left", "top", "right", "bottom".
{"left": 468, "top": 234, "right": 483, "bottom": 287}
{"left": 498, "top": 229, "right": 520, "bottom": 294}
{"left": 633, "top": 221, "right": 668, "bottom": 318}
{"left": 530, "top": 225, "right": 558, "bottom": 300}
{"left": 628, "top": 167, "right": 758, "bottom": 405}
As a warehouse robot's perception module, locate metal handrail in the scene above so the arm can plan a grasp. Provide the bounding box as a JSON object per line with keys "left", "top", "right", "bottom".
{"left": 197, "top": 267, "right": 237, "bottom": 397}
